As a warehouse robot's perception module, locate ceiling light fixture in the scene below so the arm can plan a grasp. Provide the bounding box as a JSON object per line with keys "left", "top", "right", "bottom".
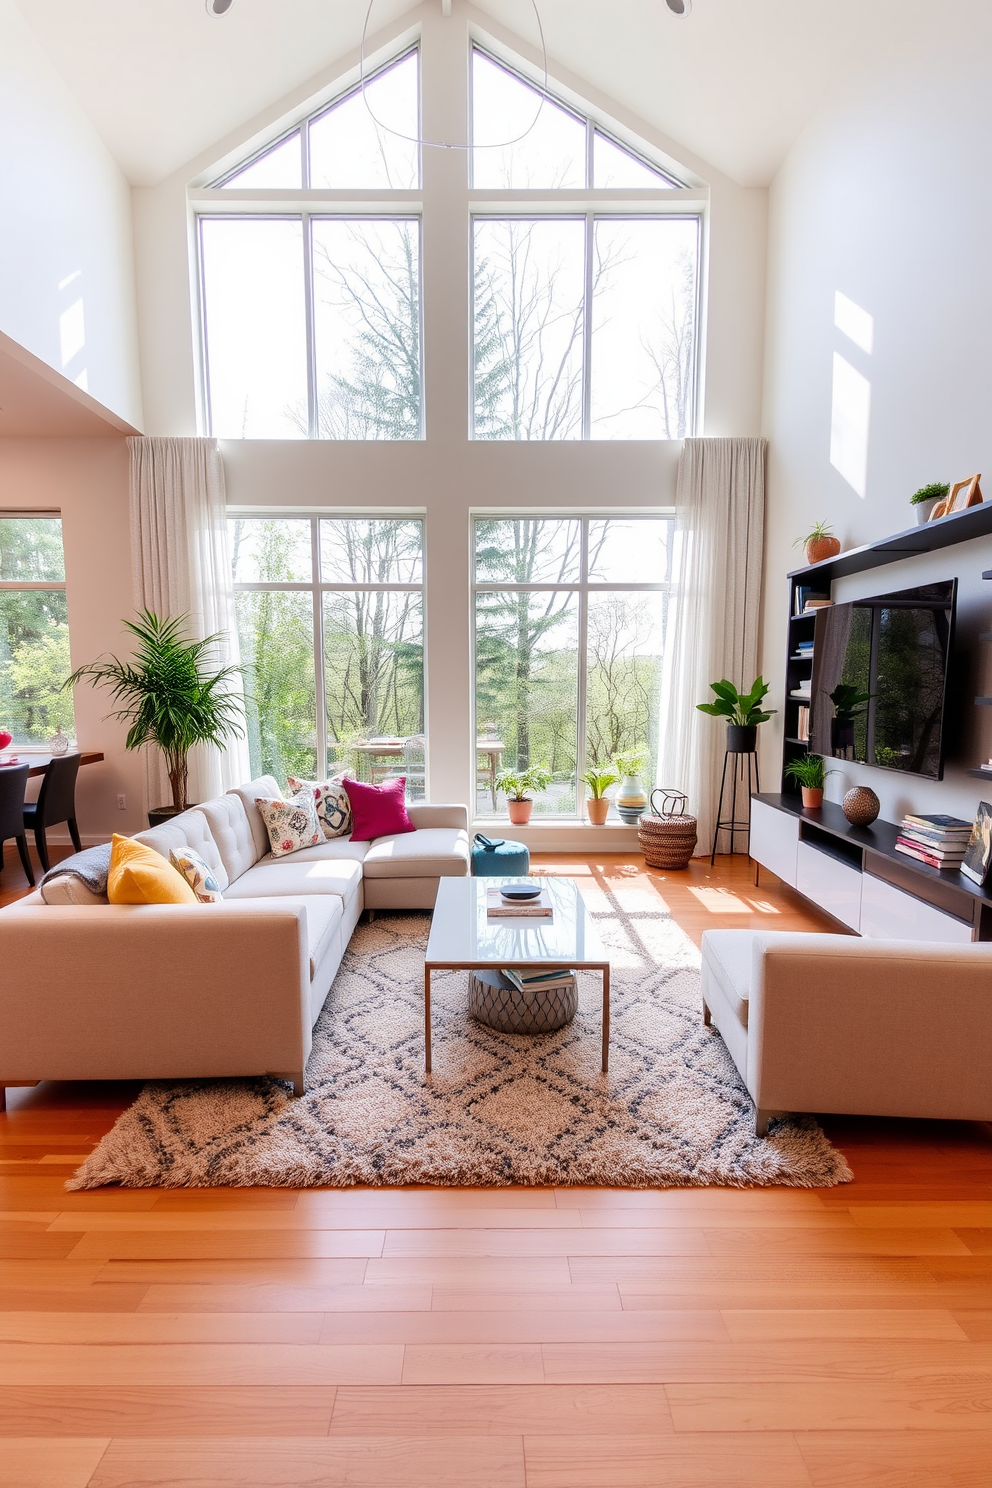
{"left": 205, "top": 0, "right": 234, "bottom": 15}
{"left": 665, "top": 0, "right": 692, "bottom": 14}
{"left": 360, "top": 0, "right": 549, "bottom": 151}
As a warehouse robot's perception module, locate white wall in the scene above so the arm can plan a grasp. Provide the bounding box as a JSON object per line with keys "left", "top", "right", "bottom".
{"left": 760, "top": 0, "right": 992, "bottom": 827}
{"left": 0, "top": 0, "right": 142, "bottom": 429}
{"left": 0, "top": 438, "right": 146, "bottom": 841}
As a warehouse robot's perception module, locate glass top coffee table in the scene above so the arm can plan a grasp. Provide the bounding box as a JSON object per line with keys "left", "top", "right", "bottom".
{"left": 424, "top": 877, "right": 611, "bottom": 1073}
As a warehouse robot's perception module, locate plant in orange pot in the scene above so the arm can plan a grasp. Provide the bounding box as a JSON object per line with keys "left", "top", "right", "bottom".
{"left": 494, "top": 764, "right": 552, "bottom": 826}
{"left": 581, "top": 766, "right": 620, "bottom": 825}
{"left": 784, "top": 752, "right": 826, "bottom": 809}
{"left": 796, "top": 521, "right": 841, "bottom": 566}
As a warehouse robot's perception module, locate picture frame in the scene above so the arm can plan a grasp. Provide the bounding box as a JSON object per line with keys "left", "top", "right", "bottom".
{"left": 961, "top": 800, "right": 992, "bottom": 886}
{"left": 931, "top": 473, "right": 983, "bottom": 520}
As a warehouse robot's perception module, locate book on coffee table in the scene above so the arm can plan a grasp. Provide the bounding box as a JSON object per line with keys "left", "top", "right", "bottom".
{"left": 486, "top": 887, "right": 553, "bottom": 917}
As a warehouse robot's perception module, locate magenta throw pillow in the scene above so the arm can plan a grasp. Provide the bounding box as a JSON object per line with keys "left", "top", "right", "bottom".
{"left": 344, "top": 776, "right": 415, "bottom": 842}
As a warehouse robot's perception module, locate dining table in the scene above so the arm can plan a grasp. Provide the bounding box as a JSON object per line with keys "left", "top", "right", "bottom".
{"left": 0, "top": 750, "right": 104, "bottom": 776}
{"left": 344, "top": 738, "right": 505, "bottom": 804}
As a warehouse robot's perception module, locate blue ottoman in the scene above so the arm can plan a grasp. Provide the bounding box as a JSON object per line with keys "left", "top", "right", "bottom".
{"left": 471, "top": 833, "right": 530, "bottom": 878}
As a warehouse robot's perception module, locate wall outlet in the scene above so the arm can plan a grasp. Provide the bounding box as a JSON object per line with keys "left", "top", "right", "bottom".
{"left": 117, "top": 794, "right": 127, "bottom": 810}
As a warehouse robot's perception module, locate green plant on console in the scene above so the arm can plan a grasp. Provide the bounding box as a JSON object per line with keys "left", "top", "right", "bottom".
{"left": 696, "top": 677, "right": 776, "bottom": 726}
{"left": 792, "top": 520, "right": 833, "bottom": 550}
{"left": 67, "top": 609, "right": 245, "bottom": 814}
{"left": 784, "top": 753, "right": 825, "bottom": 790}
{"left": 830, "top": 682, "right": 873, "bottom": 723}
{"left": 910, "top": 481, "right": 949, "bottom": 506}
{"left": 580, "top": 766, "right": 620, "bottom": 800}
{"left": 494, "top": 764, "right": 553, "bottom": 801}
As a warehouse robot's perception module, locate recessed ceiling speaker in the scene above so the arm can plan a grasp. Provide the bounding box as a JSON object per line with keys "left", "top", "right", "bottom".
{"left": 205, "top": 0, "right": 234, "bottom": 15}
{"left": 665, "top": 0, "right": 691, "bottom": 14}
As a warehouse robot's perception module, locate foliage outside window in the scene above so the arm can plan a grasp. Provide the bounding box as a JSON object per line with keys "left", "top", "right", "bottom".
{"left": 474, "top": 516, "right": 673, "bottom": 818}
{"left": 229, "top": 516, "right": 424, "bottom": 794}
{"left": 0, "top": 515, "right": 75, "bottom": 746}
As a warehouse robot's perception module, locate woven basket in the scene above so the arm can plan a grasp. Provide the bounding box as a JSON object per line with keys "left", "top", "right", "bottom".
{"left": 638, "top": 813, "right": 698, "bottom": 869}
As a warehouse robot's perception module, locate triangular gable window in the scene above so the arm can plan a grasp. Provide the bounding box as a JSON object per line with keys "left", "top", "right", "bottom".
{"left": 216, "top": 49, "right": 419, "bottom": 190}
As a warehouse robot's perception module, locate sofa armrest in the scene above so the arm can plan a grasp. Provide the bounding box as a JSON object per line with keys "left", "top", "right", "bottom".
{"left": 0, "top": 903, "right": 312, "bottom": 1083}
{"left": 747, "top": 934, "right": 992, "bottom": 1121}
{"left": 406, "top": 802, "right": 469, "bottom": 831}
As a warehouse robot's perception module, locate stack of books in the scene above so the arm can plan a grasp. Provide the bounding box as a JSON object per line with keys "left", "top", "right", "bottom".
{"left": 501, "top": 967, "right": 576, "bottom": 995}
{"left": 796, "top": 705, "right": 810, "bottom": 742}
{"left": 486, "top": 887, "right": 553, "bottom": 918}
{"left": 790, "top": 678, "right": 812, "bottom": 701}
{"left": 895, "top": 813, "right": 973, "bottom": 869}
{"left": 794, "top": 586, "right": 832, "bottom": 616}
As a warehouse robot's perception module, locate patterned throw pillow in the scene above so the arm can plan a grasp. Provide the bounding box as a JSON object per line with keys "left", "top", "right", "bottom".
{"left": 169, "top": 845, "right": 223, "bottom": 903}
{"left": 287, "top": 775, "right": 352, "bottom": 840}
{"left": 255, "top": 790, "right": 322, "bottom": 858}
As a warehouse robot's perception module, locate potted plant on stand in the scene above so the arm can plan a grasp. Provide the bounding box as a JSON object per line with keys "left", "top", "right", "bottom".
{"left": 612, "top": 749, "right": 649, "bottom": 824}
{"left": 68, "top": 610, "right": 245, "bottom": 826}
{"left": 785, "top": 753, "right": 826, "bottom": 809}
{"left": 696, "top": 677, "right": 776, "bottom": 755}
{"left": 494, "top": 764, "right": 552, "bottom": 826}
{"left": 581, "top": 766, "right": 620, "bottom": 825}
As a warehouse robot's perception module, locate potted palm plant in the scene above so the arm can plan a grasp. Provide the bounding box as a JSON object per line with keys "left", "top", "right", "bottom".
{"left": 696, "top": 677, "right": 776, "bottom": 754}
{"left": 494, "top": 764, "right": 552, "bottom": 825}
{"left": 68, "top": 610, "right": 245, "bottom": 825}
{"left": 784, "top": 753, "right": 826, "bottom": 809}
{"left": 581, "top": 766, "right": 620, "bottom": 825}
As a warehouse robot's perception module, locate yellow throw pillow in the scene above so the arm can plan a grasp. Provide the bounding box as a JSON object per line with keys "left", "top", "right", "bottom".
{"left": 107, "top": 834, "right": 198, "bottom": 905}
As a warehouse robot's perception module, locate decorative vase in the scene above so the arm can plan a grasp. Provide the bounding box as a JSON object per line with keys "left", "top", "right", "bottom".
{"left": 915, "top": 498, "right": 941, "bottom": 526}
{"left": 615, "top": 774, "right": 647, "bottom": 824}
{"left": 49, "top": 727, "right": 69, "bottom": 757}
{"left": 726, "top": 724, "right": 757, "bottom": 754}
{"left": 507, "top": 798, "right": 533, "bottom": 826}
{"left": 586, "top": 796, "right": 610, "bottom": 825}
{"left": 0, "top": 728, "right": 11, "bottom": 753}
{"left": 800, "top": 786, "right": 824, "bottom": 809}
{"left": 806, "top": 535, "right": 841, "bottom": 565}
{"left": 842, "top": 785, "right": 880, "bottom": 827}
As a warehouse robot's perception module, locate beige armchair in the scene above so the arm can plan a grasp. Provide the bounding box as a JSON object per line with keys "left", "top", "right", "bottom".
{"left": 700, "top": 930, "right": 992, "bottom": 1136}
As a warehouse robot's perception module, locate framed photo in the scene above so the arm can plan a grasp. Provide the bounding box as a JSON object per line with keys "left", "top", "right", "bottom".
{"left": 951, "top": 474, "right": 983, "bottom": 513}
{"left": 961, "top": 801, "right": 992, "bottom": 885}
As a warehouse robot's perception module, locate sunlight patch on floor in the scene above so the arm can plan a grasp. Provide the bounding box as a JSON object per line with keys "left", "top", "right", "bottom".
{"left": 688, "top": 886, "right": 756, "bottom": 914}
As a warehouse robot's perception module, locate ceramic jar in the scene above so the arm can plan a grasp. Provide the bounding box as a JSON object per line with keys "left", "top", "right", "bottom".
{"left": 615, "top": 774, "right": 647, "bottom": 824}
{"left": 49, "top": 727, "right": 69, "bottom": 756}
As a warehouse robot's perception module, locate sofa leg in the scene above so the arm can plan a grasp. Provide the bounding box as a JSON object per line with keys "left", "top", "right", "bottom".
{"left": 702, "top": 999, "right": 712, "bottom": 1027}
{"left": 755, "top": 1108, "right": 770, "bottom": 1138}
{"left": 292, "top": 1074, "right": 305, "bottom": 1097}
{"left": 367, "top": 908, "right": 376, "bottom": 923}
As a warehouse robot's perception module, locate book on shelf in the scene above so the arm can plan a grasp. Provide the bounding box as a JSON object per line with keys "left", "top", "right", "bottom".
{"left": 899, "top": 824, "right": 971, "bottom": 849}
{"left": 486, "top": 887, "right": 553, "bottom": 918}
{"left": 794, "top": 586, "right": 830, "bottom": 616}
{"left": 895, "top": 839, "right": 965, "bottom": 869}
{"left": 502, "top": 967, "right": 575, "bottom": 994}
{"left": 902, "top": 813, "right": 972, "bottom": 833}
{"left": 797, "top": 705, "right": 810, "bottom": 742}
{"left": 803, "top": 599, "right": 833, "bottom": 613}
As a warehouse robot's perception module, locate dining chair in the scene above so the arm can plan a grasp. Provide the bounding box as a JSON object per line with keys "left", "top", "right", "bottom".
{"left": 23, "top": 753, "right": 82, "bottom": 873}
{"left": 0, "top": 764, "right": 35, "bottom": 886}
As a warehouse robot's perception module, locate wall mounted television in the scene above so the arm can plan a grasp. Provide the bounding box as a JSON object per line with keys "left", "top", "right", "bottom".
{"left": 809, "top": 580, "right": 957, "bottom": 780}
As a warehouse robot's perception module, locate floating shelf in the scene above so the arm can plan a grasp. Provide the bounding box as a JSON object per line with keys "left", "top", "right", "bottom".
{"left": 967, "top": 769, "right": 992, "bottom": 779}
{"left": 788, "top": 502, "right": 992, "bottom": 586}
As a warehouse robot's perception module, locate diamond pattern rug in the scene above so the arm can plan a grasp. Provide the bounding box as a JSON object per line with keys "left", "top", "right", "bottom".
{"left": 69, "top": 889, "right": 852, "bottom": 1190}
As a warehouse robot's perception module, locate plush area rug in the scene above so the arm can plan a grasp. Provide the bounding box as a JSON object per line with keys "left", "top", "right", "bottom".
{"left": 69, "top": 887, "right": 852, "bottom": 1190}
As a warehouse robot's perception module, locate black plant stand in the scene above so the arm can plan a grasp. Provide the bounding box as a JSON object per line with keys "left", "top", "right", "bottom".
{"left": 710, "top": 749, "right": 760, "bottom": 863}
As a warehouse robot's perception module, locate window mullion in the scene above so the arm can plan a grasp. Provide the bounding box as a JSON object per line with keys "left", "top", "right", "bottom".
{"left": 302, "top": 211, "right": 317, "bottom": 440}
{"left": 575, "top": 519, "right": 589, "bottom": 818}
{"left": 582, "top": 212, "right": 594, "bottom": 440}
{"left": 311, "top": 517, "right": 328, "bottom": 776}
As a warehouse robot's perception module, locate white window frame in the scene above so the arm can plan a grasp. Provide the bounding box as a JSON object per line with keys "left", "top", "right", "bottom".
{"left": 228, "top": 511, "right": 426, "bottom": 780}
{"left": 0, "top": 509, "right": 75, "bottom": 751}
{"left": 471, "top": 512, "right": 675, "bottom": 819}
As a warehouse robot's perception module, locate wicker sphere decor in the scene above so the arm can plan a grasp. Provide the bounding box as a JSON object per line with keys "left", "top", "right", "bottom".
{"left": 842, "top": 785, "right": 880, "bottom": 827}
{"left": 639, "top": 788, "right": 698, "bottom": 869}
{"left": 469, "top": 969, "right": 577, "bottom": 1035}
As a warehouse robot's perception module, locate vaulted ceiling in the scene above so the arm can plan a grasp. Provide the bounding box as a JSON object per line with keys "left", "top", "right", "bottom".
{"left": 15, "top": 0, "right": 872, "bottom": 189}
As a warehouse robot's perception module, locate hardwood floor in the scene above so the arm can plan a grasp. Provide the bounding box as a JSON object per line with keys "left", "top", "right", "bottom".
{"left": 1, "top": 849, "right": 990, "bottom": 1486}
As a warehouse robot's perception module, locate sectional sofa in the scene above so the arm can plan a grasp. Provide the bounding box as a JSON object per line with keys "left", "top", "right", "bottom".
{"left": 0, "top": 776, "right": 469, "bottom": 1104}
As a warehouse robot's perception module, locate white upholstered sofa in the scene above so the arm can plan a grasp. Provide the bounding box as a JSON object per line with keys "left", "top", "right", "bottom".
{"left": 701, "top": 929, "right": 992, "bottom": 1136}
{"left": 0, "top": 776, "right": 469, "bottom": 1102}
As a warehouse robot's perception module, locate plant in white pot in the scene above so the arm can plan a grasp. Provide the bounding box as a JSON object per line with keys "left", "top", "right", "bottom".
{"left": 612, "top": 748, "right": 649, "bottom": 823}
{"left": 580, "top": 766, "right": 620, "bottom": 825}
{"left": 67, "top": 610, "right": 245, "bottom": 825}
{"left": 494, "top": 764, "right": 552, "bottom": 825}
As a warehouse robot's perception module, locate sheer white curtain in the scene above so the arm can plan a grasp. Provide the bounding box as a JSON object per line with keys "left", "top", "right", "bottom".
{"left": 659, "top": 437, "right": 766, "bottom": 856}
{"left": 129, "top": 437, "right": 250, "bottom": 810}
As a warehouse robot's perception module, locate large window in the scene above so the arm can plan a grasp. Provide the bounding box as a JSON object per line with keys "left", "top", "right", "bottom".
{"left": 0, "top": 514, "right": 75, "bottom": 746}
{"left": 199, "top": 50, "right": 422, "bottom": 440}
{"left": 230, "top": 516, "right": 425, "bottom": 794}
{"left": 471, "top": 49, "right": 699, "bottom": 441}
{"left": 474, "top": 516, "right": 673, "bottom": 818}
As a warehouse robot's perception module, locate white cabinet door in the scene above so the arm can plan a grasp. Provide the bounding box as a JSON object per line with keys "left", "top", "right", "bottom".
{"left": 796, "top": 841, "right": 862, "bottom": 931}
{"left": 860, "top": 873, "right": 973, "bottom": 943}
{"left": 750, "top": 799, "right": 798, "bottom": 887}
